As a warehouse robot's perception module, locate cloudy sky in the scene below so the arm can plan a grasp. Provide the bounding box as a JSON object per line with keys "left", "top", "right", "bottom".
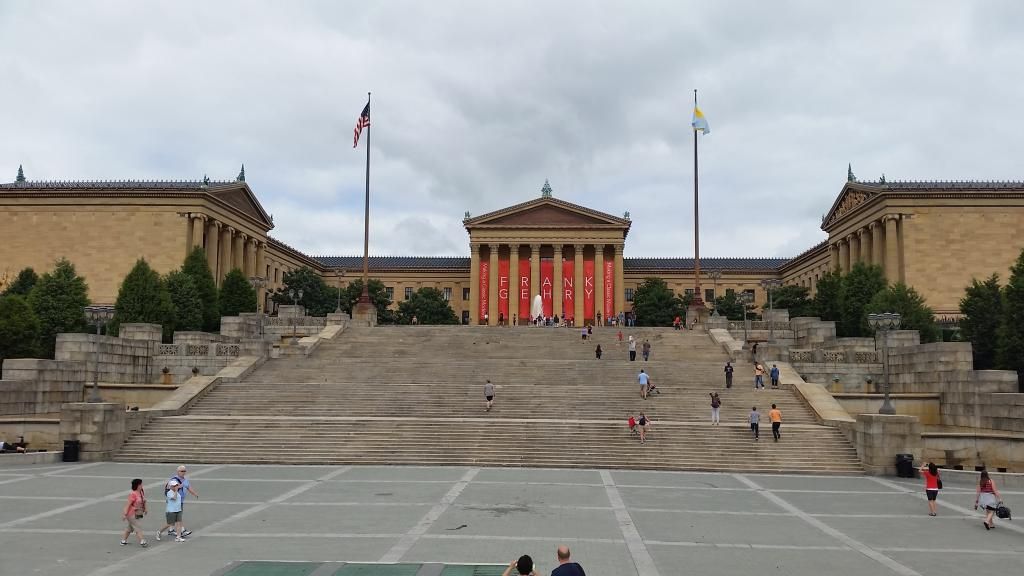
{"left": 2, "top": 1, "right": 1022, "bottom": 259}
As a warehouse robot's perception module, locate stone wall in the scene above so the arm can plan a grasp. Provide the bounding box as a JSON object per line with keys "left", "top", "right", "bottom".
{"left": 834, "top": 393, "right": 941, "bottom": 425}
{"left": 54, "top": 332, "right": 155, "bottom": 385}
{"left": 790, "top": 317, "right": 836, "bottom": 347}
{"left": 60, "top": 403, "right": 126, "bottom": 461}
{"left": 922, "top": 432, "right": 1024, "bottom": 471}
{"left": 0, "top": 360, "right": 86, "bottom": 415}
{"left": 844, "top": 414, "right": 922, "bottom": 476}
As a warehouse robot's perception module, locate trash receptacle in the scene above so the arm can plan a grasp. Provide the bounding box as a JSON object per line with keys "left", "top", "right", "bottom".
{"left": 62, "top": 440, "right": 80, "bottom": 463}
{"left": 895, "top": 453, "right": 915, "bottom": 478}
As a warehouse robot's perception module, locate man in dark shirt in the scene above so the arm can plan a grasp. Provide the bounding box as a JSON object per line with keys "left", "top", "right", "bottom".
{"left": 724, "top": 362, "right": 734, "bottom": 388}
{"left": 551, "top": 545, "right": 586, "bottom": 576}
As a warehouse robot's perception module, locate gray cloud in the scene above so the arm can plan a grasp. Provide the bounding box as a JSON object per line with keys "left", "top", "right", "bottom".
{"left": 2, "top": 0, "right": 1022, "bottom": 259}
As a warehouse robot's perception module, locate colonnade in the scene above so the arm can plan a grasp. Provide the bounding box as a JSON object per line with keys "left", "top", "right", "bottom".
{"left": 184, "top": 213, "right": 267, "bottom": 302}
{"left": 468, "top": 242, "right": 625, "bottom": 326}
{"left": 829, "top": 214, "right": 901, "bottom": 281}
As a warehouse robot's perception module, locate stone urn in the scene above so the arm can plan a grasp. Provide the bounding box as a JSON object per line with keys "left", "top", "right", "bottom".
{"left": 161, "top": 367, "right": 173, "bottom": 385}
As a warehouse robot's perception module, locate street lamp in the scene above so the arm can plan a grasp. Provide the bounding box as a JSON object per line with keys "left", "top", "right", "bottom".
{"left": 706, "top": 270, "right": 722, "bottom": 316}
{"left": 739, "top": 291, "right": 753, "bottom": 344}
{"left": 288, "top": 288, "right": 304, "bottom": 345}
{"left": 760, "top": 278, "right": 783, "bottom": 343}
{"left": 249, "top": 276, "right": 266, "bottom": 337}
{"left": 868, "top": 312, "right": 902, "bottom": 415}
{"left": 83, "top": 305, "right": 115, "bottom": 403}
{"left": 335, "top": 268, "right": 347, "bottom": 313}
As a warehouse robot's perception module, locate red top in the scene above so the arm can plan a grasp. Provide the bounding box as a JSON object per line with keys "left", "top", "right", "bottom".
{"left": 923, "top": 470, "right": 939, "bottom": 490}
{"left": 628, "top": 417, "right": 636, "bottom": 428}
{"left": 126, "top": 490, "right": 144, "bottom": 516}
{"left": 980, "top": 479, "right": 995, "bottom": 493}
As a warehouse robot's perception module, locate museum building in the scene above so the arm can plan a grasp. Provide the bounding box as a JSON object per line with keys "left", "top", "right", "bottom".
{"left": 2, "top": 168, "right": 1023, "bottom": 324}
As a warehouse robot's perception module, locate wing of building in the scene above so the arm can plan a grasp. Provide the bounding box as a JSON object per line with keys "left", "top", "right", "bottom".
{"left": 2, "top": 171, "right": 1022, "bottom": 321}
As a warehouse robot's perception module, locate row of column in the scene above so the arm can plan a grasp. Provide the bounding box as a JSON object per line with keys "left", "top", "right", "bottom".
{"left": 185, "top": 214, "right": 267, "bottom": 304}
{"left": 468, "top": 242, "right": 624, "bottom": 326}
{"left": 830, "top": 214, "right": 901, "bottom": 281}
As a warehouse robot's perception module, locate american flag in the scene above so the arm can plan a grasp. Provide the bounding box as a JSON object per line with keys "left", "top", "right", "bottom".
{"left": 353, "top": 102, "right": 370, "bottom": 148}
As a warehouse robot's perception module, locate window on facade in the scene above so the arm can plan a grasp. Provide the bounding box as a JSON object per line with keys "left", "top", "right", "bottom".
{"left": 463, "top": 287, "right": 470, "bottom": 300}
{"left": 462, "top": 310, "right": 470, "bottom": 324}
{"left": 404, "top": 287, "right": 413, "bottom": 300}
{"left": 684, "top": 288, "right": 694, "bottom": 296}
{"left": 726, "top": 288, "right": 735, "bottom": 297}
{"left": 443, "top": 287, "right": 452, "bottom": 301}
{"left": 274, "top": 268, "right": 279, "bottom": 283}
{"left": 385, "top": 286, "right": 394, "bottom": 300}
{"left": 625, "top": 288, "right": 634, "bottom": 302}
{"left": 705, "top": 289, "right": 715, "bottom": 303}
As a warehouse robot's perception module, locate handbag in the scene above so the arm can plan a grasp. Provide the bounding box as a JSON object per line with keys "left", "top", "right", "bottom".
{"left": 995, "top": 503, "right": 1012, "bottom": 520}
{"left": 936, "top": 477, "right": 943, "bottom": 490}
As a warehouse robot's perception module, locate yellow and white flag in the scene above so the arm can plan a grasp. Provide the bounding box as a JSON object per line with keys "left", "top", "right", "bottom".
{"left": 692, "top": 106, "right": 710, "bottom": 135}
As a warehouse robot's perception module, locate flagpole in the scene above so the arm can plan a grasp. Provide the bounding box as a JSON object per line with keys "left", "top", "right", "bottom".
{"left": 360, "top": 91, "right": 371, "bottom": 303}
{"left": 693, "top": 89, "right": 703, "bottom": 308}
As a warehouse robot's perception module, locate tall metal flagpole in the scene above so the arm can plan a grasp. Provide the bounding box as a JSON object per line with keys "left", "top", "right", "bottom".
{"left": 692, "top": 89, "right": 703, "bottom": 308}
{"left": 360, "top": 92, "right": 371, "bottom": 303}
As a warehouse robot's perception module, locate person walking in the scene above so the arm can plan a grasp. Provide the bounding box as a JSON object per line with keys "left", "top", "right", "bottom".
{"left": 975, "top": 470, "right": 1003, "bottom": 529}
{"left": 617, "top": 330, "right": 623, "bottom": 346}
{"left": 724, "top": 361, "right": 734, "bottom": 389}
{"left": 637, "top": 369, "right": 650, "bottom": 399}
{"left": 166, "top": 465, "right": 198, "bottom": 538}
{"left": 628, "top": 335, "right": 637, "bottom": 361}
{"left": 770, "top": 364, "right": 780, "bottom": 388}
{"left": 119, "top": 478, "right": 148, "bottom": 547}
{"left": 749, "top": 407, "right": 760, "bottom": 441}
{"left": 641, "top": 339, "right": 651, "bottom": 361}
{"left": 595, "top": 344, "right": 602, "bottom": 359}
{"left": 709, "top": 392, "right": 721, "bottom": 425}
{"left": 919, "top": 462, "right": 942, "bottom": 516}
{"left": 484, "top": 380, "right": 495, "bottom": 412}
{"left": 156, "top": 479, "right": 186, "bottom": 542}
{"left": 769, "top": 404, "right": 782, "bottom": 441}
{"left": 637, "top": 411, "right": 650, "bottom": 444}
{"left": 551, "top": 545, "right": 587, "bottom": 576}
{"left": 754, "top": 363, "right": 765, "bottom": 390}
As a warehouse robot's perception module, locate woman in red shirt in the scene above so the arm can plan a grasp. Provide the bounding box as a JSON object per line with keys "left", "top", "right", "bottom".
{"left": 919, "top": 462, "right": 941, "bottom": 516}
{"left": 120, "top": 478, "right": 148, "bottom": 547}
{"left": 975, "top": 470, "right": 1003, "bottom": 530}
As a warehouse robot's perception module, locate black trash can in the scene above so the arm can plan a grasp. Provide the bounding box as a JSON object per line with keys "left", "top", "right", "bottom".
{"left": 62, "top": 440, "right": 80, "bottom": 463}
{"left": 895, "top": 453, "right": 915, "bottom": 478}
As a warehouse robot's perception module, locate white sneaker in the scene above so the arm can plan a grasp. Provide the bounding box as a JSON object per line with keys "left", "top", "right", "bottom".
{"left": 155, "top": 530, "right": 161, "bottom": 541}
{"left": 175, "top": 537, "right": 185, "bottom": 542}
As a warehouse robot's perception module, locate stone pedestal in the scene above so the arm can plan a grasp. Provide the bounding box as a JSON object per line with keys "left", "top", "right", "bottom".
{"left": 60, "top": 402, "right": 127, "bottom": 461}
{"left": 352, "top": 302, "right": 378, "bottom": 327}
{"left": 278, "top": 305, "right": 305, "bottom": 317}
{"left": 848, "top": 413, "right": 922, "bottom": 476}
{"left": 326, "top": 312, "right": 350, "bottom": 326}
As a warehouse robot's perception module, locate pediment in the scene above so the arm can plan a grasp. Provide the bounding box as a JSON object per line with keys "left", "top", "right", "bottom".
{"left": 466, "top": 198, "right": 628, "bottom": 228}
{"left": 821, "top": 183, "right": 879, "bottom": 230}
{"left": 209, "top": 183, "right": 274, "bottom": 230}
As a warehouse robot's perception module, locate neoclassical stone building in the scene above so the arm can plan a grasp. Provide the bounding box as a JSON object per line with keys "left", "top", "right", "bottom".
{"left": 2, "top": 170, "right": 1022, "bottom": 323}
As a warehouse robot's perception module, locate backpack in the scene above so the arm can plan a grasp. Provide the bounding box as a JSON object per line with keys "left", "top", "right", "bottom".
{"left": 711, "top": 396, "right": 721, "bottom": 408}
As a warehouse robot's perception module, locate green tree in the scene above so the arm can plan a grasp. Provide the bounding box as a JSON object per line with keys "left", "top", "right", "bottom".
{"left": 631, "top": 277, "right": 686, "bottom": 327}
{"left": 713, "top": 291, "right": 748, "bottom": 321}
{"left": 997, "top": 249, "right": 1024, "bottom": 389}
{"left": 838, "top": 263, "right": 887, "bottom": 337}
{"left": 959, "top": 274, "right": 1003, "bottom": 370}
{"left": 271, "top": 267, "right": 338, "bottom": 317}
{"left": 866, "top": 283, "right": 940, "bottom": 343}
{"left": 1, "top": 267, "right": 39, "bottom": 297}
{"left": 766, "top": 284, "right": 814, "bottom": 318}
{"left": 181, "top": 247, "right": 220, "bottom": 332}
{"left": 28, "top": 258, "right": 90, "bottom": 358}
{"left": 812, "top": 270, "right": 842, "bottom": 322}
{"left": 165, "top": 270, "right": 203, "bottom": 332}
{"left": 340, "top": 278, "right": 394, "bottom": 323}
{"left": 397, "top": 287, "right": 459, "bottom": 324}
{"left": 220, "top": 269, "right": 257, "bottom": 317}
{"left": 112, "top": 259, "right": 175, "bottom": 340}
{"left": 0, "top": 295, "right": 41, "bottom": 377}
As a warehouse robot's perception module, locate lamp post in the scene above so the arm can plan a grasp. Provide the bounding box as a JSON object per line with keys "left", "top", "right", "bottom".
{"left": 335, "top": 268, "right": 347, "bottom": 313}
{"left": 706, "top": 270, "right": 722, "bottom": 316}
{"left": 739, "top": 291, "right": 753, "bottom": 344}
{"left": 289, "top": 288, "right": 304, "bottom": 345}
{"left": 83, "top": 305, "right": 115, "bottom": 403}
{"left": 760, "top": 278, "right": 783, "bottom": 343}
{"left": 868, "top": 312, "right": 902, "bottom": 415}
{"left": 249, "top": 276, "right": 266, "bottom": 338}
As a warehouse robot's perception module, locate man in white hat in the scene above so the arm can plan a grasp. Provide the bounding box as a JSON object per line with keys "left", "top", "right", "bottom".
{"left": 166, "top": 465, "right": 199, "bottom": 537}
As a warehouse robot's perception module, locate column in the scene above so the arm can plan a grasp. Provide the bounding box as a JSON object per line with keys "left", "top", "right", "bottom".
{"left": 594, "top": 244, "right": 604, "bottom": 324}
{"left": 614, "top": 244, "right": 625, "bottom": 317}
{"left": 233, "top": 233, "right": 245, "bottom": 272}
{"left": 190, "top": 215, "right": 205, "bottom": 249}
{"left": 573, "top": 244, "right": 585, "bottom": 325}
{"left": 858, "top": 227, "right": 871, "bottom": 266}
{"left": 246, "top": 238, "right": 258, "bottom": 277}
{"left": 508, "top": 245, "right": 519, "bottom": 324}
{"left": 838, "top": 238, "right": 850, "bottom": 273}
{"left": 256, "top": 241, "right": 267, "bottom": 311}
{"left": 848, "top": 234, "right": 859, "bottom": 266}
{"left": 870, "top": 221, "right": 883, "bottom": 267}
{"left": 206, "top": 220, "right": 220, "bottom": 277}
{"left": 220, "top": 227, "right": 234, "bottom": 282}
{"left": 530, "top": 244, "right": 541, "bottom": 302}
{"left": 829, "top": 242, "right": 839, "bottom": 271}
{"left": 884, "top": 215, "right": 900, "bottom": 282}
{"left": 553, "top": 244, "right": 563, "bottom": 319}
{"left": 185, "top": 215, "right": 194, "bottom": 258}
{"left": 469, "top": 243, "right": 480, "bottom": 325}
{"left": 488, "top": 243, "right": 500, "bottom": 325}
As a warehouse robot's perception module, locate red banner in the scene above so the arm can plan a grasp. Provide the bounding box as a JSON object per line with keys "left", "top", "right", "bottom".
{"left": 583, "top": 258, "right": 595, "bottom": 322}
{"left": 563, "top": 257, "right": 575, "bottom": 322}
{"left": 479, "top": 260, "right": 489, "bottom": 323}
{"left": 604, "top": 259, "right": 615, "bottom": 320}
{"left": 518, "top": 258, "right": 531, "bottom": 320}
{"left": 498, "top": 257, "right": 510, "bottom": 319}
{"left": 541, "top": 259, "right": 554, "bottom": 317}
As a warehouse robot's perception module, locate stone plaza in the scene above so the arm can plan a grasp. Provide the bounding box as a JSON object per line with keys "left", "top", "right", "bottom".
{"left": 0, "top": 462, "right": 1022, "bottom": 576}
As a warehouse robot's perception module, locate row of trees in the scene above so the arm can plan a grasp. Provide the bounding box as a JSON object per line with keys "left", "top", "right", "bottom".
{"left": 959, "top": 249, "right": 1024, "bottom": 376}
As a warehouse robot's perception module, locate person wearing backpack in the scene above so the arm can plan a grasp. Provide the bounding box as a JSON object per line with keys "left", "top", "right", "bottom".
{"left": 919, "top": 462, "right": 942, "bottom": 516}
{"left": 709, "top": 392, "right": 722, "bottom": 425}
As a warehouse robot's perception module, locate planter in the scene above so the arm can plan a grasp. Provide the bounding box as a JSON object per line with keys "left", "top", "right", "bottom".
{"left": 161, "top": 373, "right": 173, "bottom": 385}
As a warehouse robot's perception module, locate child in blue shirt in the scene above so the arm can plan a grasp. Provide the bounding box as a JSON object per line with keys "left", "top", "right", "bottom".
{"left": 155, "top": 479, "right": 185, "bottom": 542}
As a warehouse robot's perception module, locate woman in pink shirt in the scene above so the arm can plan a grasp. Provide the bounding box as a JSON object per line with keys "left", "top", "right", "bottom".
{"left": 975, "top": 470, "right": 1003, "bottom": 530}
{"left": 120, "top": 478, "right": 148, "bottom": 547}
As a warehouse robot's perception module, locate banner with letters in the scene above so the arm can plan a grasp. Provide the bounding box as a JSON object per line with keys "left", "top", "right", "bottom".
{"left": 541, "top": 259, "right": 554, "bottom": 317}
{"left": 583, "top": 258, "right": 595, "bottom": 322}
{"left": 563, "top": 257, "right": 574, "bottom": 321}
{"left": 498, "top": 257, "right": 509, "bottom": 319}
{"left": 519, "top": 257, "right": 531, "bottom": 320}
{"left": 479, "top": 260, "right": 489, "bottom": 322}
{"left": 604, "top": 259, "right": 615, "bottom": 321}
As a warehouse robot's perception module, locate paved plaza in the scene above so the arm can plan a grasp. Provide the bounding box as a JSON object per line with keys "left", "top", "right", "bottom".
{"left": 0, "top": 462, "right": 1021, "bottom": 576}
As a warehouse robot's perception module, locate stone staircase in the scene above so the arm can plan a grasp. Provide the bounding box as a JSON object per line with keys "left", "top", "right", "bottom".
{"left": 116, "top": 326, "right": 862, "bottom": 473}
